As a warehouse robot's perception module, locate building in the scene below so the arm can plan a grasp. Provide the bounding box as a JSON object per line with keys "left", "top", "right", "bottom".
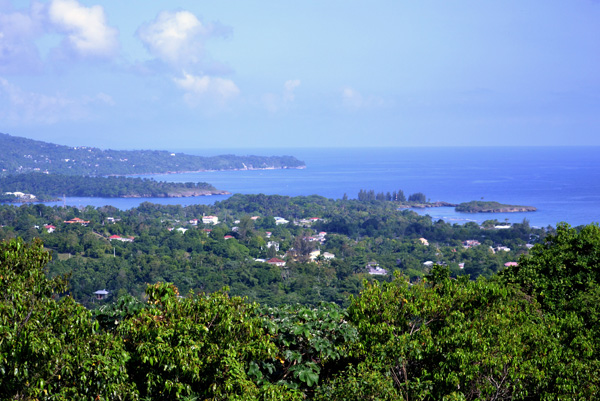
{"left": 365, "top": 261, "right": 387, "bottom": 275}
{"left": 109, "top": 235, "right": 134, "bottom": 242}
{"left": 64, "top": 217, "right": 90, "bottom": 225}
{"left": 266, "top": 257, "right": 286, "bottom": 267}
{"left": 94, "top": 289, "right": 109, "bottom": 300}
{"left": 274, "top": 217, "right": 289, "bottom": 225}
{"left": 202, "top": 215, "right": 219, "bottom": 225}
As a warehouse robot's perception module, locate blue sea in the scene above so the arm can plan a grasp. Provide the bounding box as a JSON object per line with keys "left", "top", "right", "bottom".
{"left": 42, "top": 147, "right": 600, "bottom": 228}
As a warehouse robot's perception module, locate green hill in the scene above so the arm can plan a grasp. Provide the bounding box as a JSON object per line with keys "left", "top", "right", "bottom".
{"left": 0, "top": 133, "right": 305, "bottom": 176}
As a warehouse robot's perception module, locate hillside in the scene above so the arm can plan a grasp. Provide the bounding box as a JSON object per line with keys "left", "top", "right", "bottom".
{"left": 0, "top": 133, "right": 305, "bottom": 176}
{"left": 0, "top": 173, "right": 227, "bottom": 202}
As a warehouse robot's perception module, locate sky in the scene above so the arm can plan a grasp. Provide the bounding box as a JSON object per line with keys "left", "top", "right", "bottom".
{"left": 1, "top": 0, "right": 599, "bottom": 150}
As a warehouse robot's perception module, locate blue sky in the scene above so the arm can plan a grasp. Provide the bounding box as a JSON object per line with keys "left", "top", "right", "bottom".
{"left": 1, "top": 0, "right": 599, "bottom": 150}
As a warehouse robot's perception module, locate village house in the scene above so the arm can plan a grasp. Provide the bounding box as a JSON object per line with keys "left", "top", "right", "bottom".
{"left": 109, "top": 235, "right": 134, "bottom": 242}
{"left": 202, "top": 215, "right": 219, "bottom": 225}
{"left": 94, "top": 289, "right": 109, "bottom": 300}
{"left": 44, "top": 224, "right": 56, "bottom": 233}
{"left": 64, "top": 217, "right": 90, "bottom": 225}
{"left": 463, "top": 240, "right": 481, "bottom": 248}
{"left": 491, "top": 246, "right": 511, "bottom": 253}
{"left": 4, "top": 191, "right": 36, "bottom": 200}
{"left": 274, "top": 217, "right": 289, "bottom": 225}
{"left": 366, "top": 262, "right": 387, "bottom": 275}
{"left": 266, "top": 257, "right": 286, "bottom": 267}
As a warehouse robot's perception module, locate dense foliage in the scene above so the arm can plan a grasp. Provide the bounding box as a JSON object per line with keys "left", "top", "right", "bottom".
{"left": 0, "top": 132, "right": 305, "bottom": 176}
{"left": 0, "top": 195, "right": 544, "bottom": 308}
{"left": 0, "top": 173, "right": 221, "bottom": 201}
{"left": 1, "top": 222, "right": 599, "bottom": 399}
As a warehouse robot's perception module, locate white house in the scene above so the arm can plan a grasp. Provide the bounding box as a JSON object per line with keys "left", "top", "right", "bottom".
{"left": 267, "top": 257, "right": 286, "bottom": 267}
{"left": 274, "top": 217, "right": 289, "bottom": 225}
{"left": 267, "top": 241, "right": 280, "bottom": 251}
{"left": 202, "top": 215, "right": 219, "bottom": 225}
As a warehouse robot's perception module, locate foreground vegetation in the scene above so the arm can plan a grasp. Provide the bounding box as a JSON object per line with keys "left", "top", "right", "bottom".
{"left": 2, "top": 221, "right": 599, "bottom": 399}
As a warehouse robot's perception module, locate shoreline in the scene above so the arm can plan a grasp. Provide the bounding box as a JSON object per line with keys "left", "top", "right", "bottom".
{"left": 118, "top": 165, "right": 307, "bottom": 177}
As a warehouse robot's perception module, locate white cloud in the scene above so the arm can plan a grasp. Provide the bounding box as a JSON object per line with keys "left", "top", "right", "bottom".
{"left": 263, "top": 79, "right": 301, "bottom": 112}
{"left": 283, "top": 79, "right": 301, "bottom": 102}
{"left": 137, "top": 10, "right": 228, "bottom": 69}
{"left": 0, "top": 77, "right": 114, "bottom": 124}
{"left": 173, "top": 72, "right": 239, "bottom": 106}
{"left": 341, "top": 86, "right": 385, "bottom": 110}
{"left": 48, "top": 0, "right": 118, "bottom": 59}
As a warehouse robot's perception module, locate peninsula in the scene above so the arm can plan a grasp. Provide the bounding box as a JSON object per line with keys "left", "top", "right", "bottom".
{"left": 0, "top": 174, "right": 229, "bottom": 203}
{"left": 0, "top": 133, "right": 306, "bottom": 177}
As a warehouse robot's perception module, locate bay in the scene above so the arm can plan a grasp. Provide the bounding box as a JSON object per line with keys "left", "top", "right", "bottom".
{"left": 43, "top": 147, "right": 600, "bottom": 228}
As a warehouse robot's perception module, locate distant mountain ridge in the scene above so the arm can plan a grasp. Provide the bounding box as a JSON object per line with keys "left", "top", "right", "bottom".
{"left": 0, "top": 133, "right": 306, "bottom": 176}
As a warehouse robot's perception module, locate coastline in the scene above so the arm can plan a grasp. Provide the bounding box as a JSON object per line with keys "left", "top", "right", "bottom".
{"left": 120, "top": 164, "right": 306, "bottom": 177}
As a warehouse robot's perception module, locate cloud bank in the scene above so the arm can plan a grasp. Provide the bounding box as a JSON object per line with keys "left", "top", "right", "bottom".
{"left": 138, "top": 10, "right": 237, "bottom": 107}
{"left": 48, "top": 0, "right": 118, "bottom": 59}
{"left": 0, "top": 0, "right": 118, "bottom": 72}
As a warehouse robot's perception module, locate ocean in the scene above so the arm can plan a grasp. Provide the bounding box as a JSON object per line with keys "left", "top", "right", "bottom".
{"left": 42, "top": 147, "right": 600, "bottom": 228}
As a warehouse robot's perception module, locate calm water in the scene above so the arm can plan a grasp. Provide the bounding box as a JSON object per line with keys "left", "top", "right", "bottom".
{"left": 42, "top": 147, "right": 600, "bottom": 228}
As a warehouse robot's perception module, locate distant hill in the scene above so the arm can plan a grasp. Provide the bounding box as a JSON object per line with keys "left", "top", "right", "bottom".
{"left": 0, "top": 133, "right": 306, "bottom": 176}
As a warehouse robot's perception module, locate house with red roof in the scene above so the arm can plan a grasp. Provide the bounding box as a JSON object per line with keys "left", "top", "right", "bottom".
{"left": 266, "top": 257, "right": 286, "bottom": 267}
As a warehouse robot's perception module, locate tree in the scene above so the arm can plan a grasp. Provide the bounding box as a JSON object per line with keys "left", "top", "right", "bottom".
{"left": 0, "top": 238, "right": 135, "bottom": 399}
{"left": 237, "top": 215, "right": 255, "bottom": 242}
{"left": 407, "top": 192, "right": 426, "bottom": 203}
{"left": 118, "top": 283, "right": 299, "bottom": 399}
{"left": 347, "top": 268, "right": 558, "bottom": 400}
{"left": 500, "top": 223, "right": 600, "bottom": 398}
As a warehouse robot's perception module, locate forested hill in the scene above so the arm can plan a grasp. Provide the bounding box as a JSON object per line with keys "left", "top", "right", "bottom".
{"left": 0, "top": 133, "right": 306, "bottom": 176}
{"left": 0, "top": 173, "right": 226, "bottom": 201}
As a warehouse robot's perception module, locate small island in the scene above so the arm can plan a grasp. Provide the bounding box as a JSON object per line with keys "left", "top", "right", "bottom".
{"left": 455, "top": 201, "right": 537, "bottom": 213}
